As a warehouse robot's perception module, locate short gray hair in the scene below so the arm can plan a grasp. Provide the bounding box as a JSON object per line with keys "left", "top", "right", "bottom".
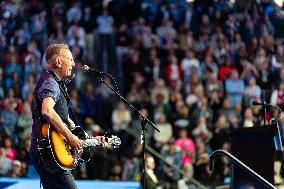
{"left": 45, "top": 43, "right": 69, "bottom": 63}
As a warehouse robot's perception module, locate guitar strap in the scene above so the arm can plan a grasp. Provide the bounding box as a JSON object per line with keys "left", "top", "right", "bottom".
{"left": 48, "top": 70, "right": 79, "bottom": 126}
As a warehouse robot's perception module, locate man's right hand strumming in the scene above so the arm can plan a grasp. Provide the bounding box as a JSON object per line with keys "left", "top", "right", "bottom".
{"left": 66, "top": 133, "right": 82, "bottom": 154}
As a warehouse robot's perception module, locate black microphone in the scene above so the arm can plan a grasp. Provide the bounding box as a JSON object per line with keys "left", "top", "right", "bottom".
{"left": 82, "top": 65, "right": 104, "bottom": 74}
{"left": 251, "top": 101, "right": 279, "bottom": 109}
{"left": 251, "top": 101, "right": 269, "bottom": 106}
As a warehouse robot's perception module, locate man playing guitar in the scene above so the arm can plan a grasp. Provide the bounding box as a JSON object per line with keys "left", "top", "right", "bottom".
{"left": 30, "top": 43, "right": 108, "bottom": 189}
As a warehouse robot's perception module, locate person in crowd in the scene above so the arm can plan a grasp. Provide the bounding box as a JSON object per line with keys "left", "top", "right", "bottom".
{"left": 112, "top": 101, "right": 132, "bottom": 133}
{"left": 9, "top": 160, "right": 23, "bottom": 177}
{"left": 159, "top": 138, "right": 182, "bottom": 189}
{"left": 166, "top": 55, "right": 182, "bottom": 88}
{"left": 242, "top": 108, "right": 257, "bottom": 128}
{"left": 0, "top": 147, "right": 12, "bottom": 176}
{"left": 145, "top": 154, "right": 162, "bottom": 189}
{"left": 96, "top": 8, "right": 115, "bottom": 72}
{"left": 21, "top": 74, "right": 36, "bottom": 101}
{"left": 225, "top": 69, "right": 245, "bottom": 108}
{"left": 244, "top": 76, "right": 261, "bottom": 108}
{"left": 121, "top": 143, "right": 142, "bottom": 181}
{"left": 80, "top": 82, "right": 102, "bottom": 120}
{"left": 174, "top": 128, "right": 195, "bottom": 166}
{"left": 16, "top": 102, "right": 32, "bottom": 142}
{"left": 271, "top": 81, "right": 284, "bottom": 110}
{"left": 181, "top": 49, "right": 201, "bottom": 86}
{"left": 0, "top": 100, "right": 19, "bottom": 138}
{"left": 153, "top": 113, "right": 173, "bottom": 150}
{"left": 0, "top": 135, "right": 17, "bottom": 161}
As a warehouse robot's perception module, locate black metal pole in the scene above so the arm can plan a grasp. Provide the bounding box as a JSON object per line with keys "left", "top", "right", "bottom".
{"left": 261, "top": 95, "right": 267, "bottom": 127}
{"left": 141, "top": 118, "right": 147, "bottom": 189}
{"left": 209, "top": 149, "right": 276, "bottom": 189}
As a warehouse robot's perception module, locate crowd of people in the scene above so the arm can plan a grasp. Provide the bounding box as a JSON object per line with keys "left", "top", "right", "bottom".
{"left": 1, "top": 0, "right": 284, "bottom": 188}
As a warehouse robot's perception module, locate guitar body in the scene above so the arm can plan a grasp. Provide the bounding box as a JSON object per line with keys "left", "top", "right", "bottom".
{"left": 38, "top": 124, "right": 91, "bottom": 173}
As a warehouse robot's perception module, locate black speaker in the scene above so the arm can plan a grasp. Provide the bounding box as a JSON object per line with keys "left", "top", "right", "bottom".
{"left": 231, "top": 126, "right": 276, "bottom": 188}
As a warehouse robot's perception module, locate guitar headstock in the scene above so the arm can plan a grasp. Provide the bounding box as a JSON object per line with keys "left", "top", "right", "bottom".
{"left": 108, "top": 136, "right": 121, "bottom": 149}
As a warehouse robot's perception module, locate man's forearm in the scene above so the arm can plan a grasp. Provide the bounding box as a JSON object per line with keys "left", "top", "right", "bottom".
{"left": 42, "top": 108, "right": 74, "bottom": 139}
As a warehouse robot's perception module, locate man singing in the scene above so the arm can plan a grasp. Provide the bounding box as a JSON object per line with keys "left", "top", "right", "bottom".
{"left": 30, "top": 43, "right": 107, "bottom": 189}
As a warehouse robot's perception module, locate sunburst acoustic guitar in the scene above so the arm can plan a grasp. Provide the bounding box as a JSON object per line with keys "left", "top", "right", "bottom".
{"left": 37, "top": 123, "right": 121, "bottom": 174}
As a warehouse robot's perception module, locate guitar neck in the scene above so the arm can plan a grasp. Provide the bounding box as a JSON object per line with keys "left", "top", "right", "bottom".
{"left": 72, "top": 127, "right": 121, "bottom": 148}
{"left": 81, "top": 136, "right": 121, "bottom": 148}
{"left": 81, "top": 138, "right": 101, "bottom": 148}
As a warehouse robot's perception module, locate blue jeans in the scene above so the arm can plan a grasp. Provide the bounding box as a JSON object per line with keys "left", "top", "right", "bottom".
{"left": 30, "top": 141, "right": 78, "bottom": 189}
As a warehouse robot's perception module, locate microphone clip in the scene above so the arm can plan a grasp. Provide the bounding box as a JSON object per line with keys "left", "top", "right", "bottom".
{"left": 82, "top": 65, "right": 104, "bottom": 75}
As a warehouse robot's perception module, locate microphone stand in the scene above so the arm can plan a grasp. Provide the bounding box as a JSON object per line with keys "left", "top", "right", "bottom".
{"left": 261, "top": 97, "right": 267, "bottom": 127}
{"left": 95, "top": 73, "right": 160, "bottom": 189}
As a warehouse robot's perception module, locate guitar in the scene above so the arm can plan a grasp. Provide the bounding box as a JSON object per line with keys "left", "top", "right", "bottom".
{"left": 37, "top": 123, "right": 121, "bottom": 173}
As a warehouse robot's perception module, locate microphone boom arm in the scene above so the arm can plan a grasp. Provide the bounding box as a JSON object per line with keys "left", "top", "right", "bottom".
{"left": 251, "top": 101, "right": 282, "bottom": 124}
{"left": 94, "top": 73, "right": 160, "bottom": 133}
{"left": 82, "top": 65, "right": 159, "bottom": 132}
